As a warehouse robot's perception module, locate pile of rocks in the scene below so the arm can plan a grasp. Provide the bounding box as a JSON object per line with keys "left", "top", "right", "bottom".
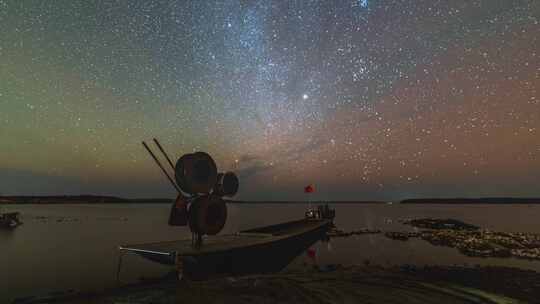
{"left": 412, "top": 221, "right": 540, "bottom": 260}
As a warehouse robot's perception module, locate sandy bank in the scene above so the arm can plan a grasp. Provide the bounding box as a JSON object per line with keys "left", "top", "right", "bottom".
{"left": 15, "top": 265, "right": 539, "bottom": 304}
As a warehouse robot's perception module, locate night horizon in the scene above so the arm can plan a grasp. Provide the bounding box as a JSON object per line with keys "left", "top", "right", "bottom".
{"left": 1, "top": 0, "right": 539, "bottom": 201}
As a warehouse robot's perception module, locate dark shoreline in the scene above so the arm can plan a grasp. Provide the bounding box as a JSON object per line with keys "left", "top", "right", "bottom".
{"left": 401, "top": 197, "right": 540, "bottom": 204}
{"left": 0, "top": 195, "right": 172, "bottom": 204}
{"left": 227, "top": 200, "right": 386, "bottom": 204}
{"left": 2, "top": 195, "right": 540, "bottom": 205}
{"left": 0, "top": 196, "right": 387, "bottom": 205}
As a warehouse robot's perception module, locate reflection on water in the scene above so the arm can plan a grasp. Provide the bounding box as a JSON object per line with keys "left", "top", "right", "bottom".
{"left": 1, "top": 203, "right": 540, "bottom": 302}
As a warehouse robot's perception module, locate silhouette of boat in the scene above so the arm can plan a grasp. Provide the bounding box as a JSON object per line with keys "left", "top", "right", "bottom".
{"left": 0, "top": 212, "right": 22, "bottom": 229}
{"left": 126, "top": 143, "right": 335, "bottom": 279}
{"left": 118, "top": 207, "right": 334, "bottom": 280}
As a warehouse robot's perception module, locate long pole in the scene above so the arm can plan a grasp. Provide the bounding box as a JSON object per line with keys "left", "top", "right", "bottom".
{"left": 153, "top": 138, "right": 176, "bottom": 171}
{"left": 142, "top": 141, "right": 181, "bottom": 193}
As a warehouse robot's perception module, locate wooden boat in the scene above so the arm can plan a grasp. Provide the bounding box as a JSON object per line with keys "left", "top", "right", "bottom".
{"left": 119, "top": 217, "right": 333, "bottom": 280}
{"left": 0, "top": 212, "right": 22, "bottom": 229}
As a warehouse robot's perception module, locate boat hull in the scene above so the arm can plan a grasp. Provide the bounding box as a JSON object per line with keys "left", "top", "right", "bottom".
{"left": 120, "top": 219, "right": 332, "bottom": 280}
{"left": 182, "top": 220, "right": 331, "bottom": 279}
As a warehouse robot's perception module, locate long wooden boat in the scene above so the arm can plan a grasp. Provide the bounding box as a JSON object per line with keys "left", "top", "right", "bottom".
{"left": 119, "top": 217, "right": 332, "bottom": 280}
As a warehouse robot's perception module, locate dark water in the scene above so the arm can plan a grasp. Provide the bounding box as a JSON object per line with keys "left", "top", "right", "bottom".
{"left": 1, "top": 203, "right": 540, "bottom": 302}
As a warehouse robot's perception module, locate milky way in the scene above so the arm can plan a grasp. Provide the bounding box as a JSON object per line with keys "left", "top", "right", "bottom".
{"left": 0, "top": 1, "right": 539, "bottom": 200}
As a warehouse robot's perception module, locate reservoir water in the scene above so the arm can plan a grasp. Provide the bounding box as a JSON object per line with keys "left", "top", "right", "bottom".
{"left": 2, "top": 203, "right": 540, "bottom": 302}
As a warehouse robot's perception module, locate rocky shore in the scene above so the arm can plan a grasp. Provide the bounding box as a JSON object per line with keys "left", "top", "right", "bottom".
{"left": 420, "top": 229, "right": 540, "bottom": 260}
{"left": 329, "top": 218, "right": 540, "bottom": 261}
{"left": 400, "top": 218, "right": 540, "bottom": 260}
{"left": 402, "top": 218, "right": 480, "bottom": 231}
{"left": 326, "top": 227, "right": 381, "bottom": 237}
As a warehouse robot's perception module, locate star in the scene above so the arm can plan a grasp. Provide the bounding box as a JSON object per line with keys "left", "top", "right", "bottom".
{"left": 0, "top": 0, "right": 536, "bottom": 201}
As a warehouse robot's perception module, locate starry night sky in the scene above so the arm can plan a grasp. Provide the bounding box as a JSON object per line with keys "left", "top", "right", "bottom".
{"left": 0, "top": 0, "right": 539, "bottom": 200}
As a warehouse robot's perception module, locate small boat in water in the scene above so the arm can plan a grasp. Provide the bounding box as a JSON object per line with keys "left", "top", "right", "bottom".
{"left": 0, "top": 212, "right": 22, "bottom": 229}
{"left": 119, "top": 206, "right": 334, "bottom": 280}
{"left": 123, "top": 144, "right": 335, "bottom": 280}
{"left": 305, "top": 204, "right": 335, "bottom": 220}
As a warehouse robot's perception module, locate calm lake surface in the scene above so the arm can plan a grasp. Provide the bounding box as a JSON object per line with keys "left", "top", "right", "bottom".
{"left": 2, "top": 203, "right": 540, "bottom": 302}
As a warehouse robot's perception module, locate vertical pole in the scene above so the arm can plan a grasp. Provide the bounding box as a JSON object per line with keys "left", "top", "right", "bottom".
{"left": 116, "top": 250, "right": 124, "bottom": 285}
{"left": 197, "top": 233, "right": 202, "bottom": 248}
{"left": 307, "top": 184, "right": 312, "bottom": 211}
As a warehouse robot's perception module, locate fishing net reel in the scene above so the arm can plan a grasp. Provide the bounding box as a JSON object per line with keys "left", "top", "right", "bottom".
{"left": 142, "top": 140, "right": 239, "bottom": 242}
{"left": 172, "top": 151, "right": 238, "bottom": 236}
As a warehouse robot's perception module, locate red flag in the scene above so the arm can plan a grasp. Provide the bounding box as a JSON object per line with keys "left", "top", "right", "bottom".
{"left": 304, "top": 184, "right": 314, "bottom": 193}
{"left": 306, "top": 247, "right": 316, "bottom": 259}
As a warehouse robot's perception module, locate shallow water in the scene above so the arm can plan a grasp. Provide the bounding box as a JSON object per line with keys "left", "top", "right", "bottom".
{"left": 1, "top": 203, "right": 540, "bottom": 302}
